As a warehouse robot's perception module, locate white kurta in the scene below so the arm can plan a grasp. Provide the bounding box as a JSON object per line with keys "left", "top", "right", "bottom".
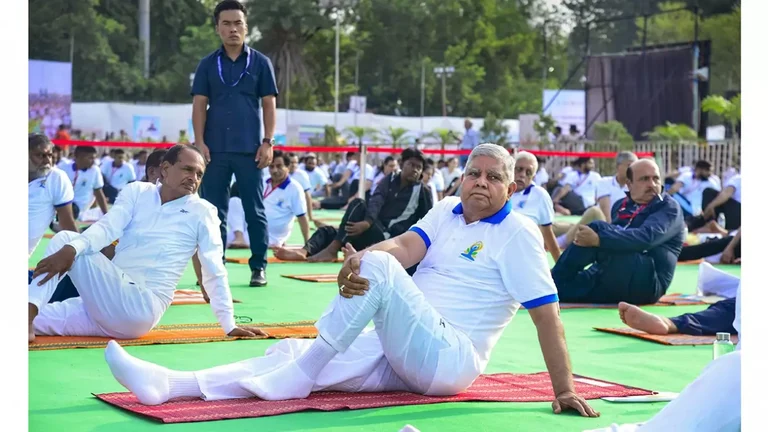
{"left": 196, "top": 197, "right": 559, "bottom": 400}
{"left": 29, "top": 182, "right": 237, "bottom": 338}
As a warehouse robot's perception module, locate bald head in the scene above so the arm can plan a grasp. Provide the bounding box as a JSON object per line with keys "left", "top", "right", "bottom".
{"left": 626, "top": 159, "right": 662, "bottom": 204}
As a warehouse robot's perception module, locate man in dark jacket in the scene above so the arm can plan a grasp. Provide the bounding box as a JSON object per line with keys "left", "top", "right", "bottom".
{"left": 551, "top": 159, "right": 684, "bottom": 304}
{"left": 274, "top": 147, "right": 433, "bottom": 262}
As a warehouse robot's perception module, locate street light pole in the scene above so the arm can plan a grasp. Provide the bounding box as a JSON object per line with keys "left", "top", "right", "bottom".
{"left": 334, "top": 11, "right": 340, "bottom": 130}
{"left": 433, "top": 66, "right": 454, "bottom": 117}
{"left": 420, "top": 60, "right": 425, "bottom": 132}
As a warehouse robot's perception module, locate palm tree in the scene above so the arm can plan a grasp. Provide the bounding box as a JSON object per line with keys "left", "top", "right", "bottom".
{"left": 344, "top": 126, "right": 379, "bottom": 146}
{"left": 430, "top": 128, "right": 458, "bottom": 153}
{"left": 383, "top": 127, "right": 410, "bottom": 147}
{"left": 702, "top": 94, "right": 741, "bottom": 143}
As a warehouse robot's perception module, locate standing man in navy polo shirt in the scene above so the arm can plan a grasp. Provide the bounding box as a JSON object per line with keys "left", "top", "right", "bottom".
{"left": 191, "top": 0, "right": 278, "bottom": 287}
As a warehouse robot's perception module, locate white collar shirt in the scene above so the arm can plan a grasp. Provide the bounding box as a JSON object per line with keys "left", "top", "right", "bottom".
{"left": 101, "top": 161, "right": 136, "bottom": 190}
{"left": 290, "top": 169, "right": 312, "bottom": 192}
{"left": 596, "top": 175, "right": 629, "bottom": 209}
{"left": 29, "top": 168, "right": 74, "bottom": 257}
{"left": 60, "top": 162, "right": 105, "bottom": 211}
{"left": 263, "top": 177, "right": 308, "bottom": 246}
{"left": 65, "top": 182, "right": 237, "bottom": 333}
{"left": 561, "top": 170, "right": 601, "bottom": 207}
{"left": 408, "top": 196, "right": 558, "bottom": 369}
{"left": 306, "top": 168, "right": 329, "bottom": 190}
{"left": 510, "top": 184, "right": 555, "bottom": 226}
{"left": 675, "top": 171, "right": 722, "bottom": 215}
{"left": 533, "top": 168, "right": 549, "bottom": 186}
{"left": 725, "top": 174, "right": 741, "bottom": 203}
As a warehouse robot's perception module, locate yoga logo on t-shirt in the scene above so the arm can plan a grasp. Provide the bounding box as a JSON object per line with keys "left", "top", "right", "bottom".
{"left": 460, "top": 241, "right": 484, "bottom": 262}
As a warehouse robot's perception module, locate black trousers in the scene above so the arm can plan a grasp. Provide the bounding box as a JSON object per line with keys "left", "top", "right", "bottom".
{"left": 678, "top": 236, "right": 741, "bottom": 262}
{"left": 669, "top": 298, "right": 737, "bottom": 335}
{"left": 305, "top": 198, "right": 385, "bottom": 254}
{"left": 199, "top": 152, "right": 268, "bottom": 271}
{"left": 102, "top": 181, "right": 119, "bottom": 204}
{"left": 553, "top": 187, "right": 586, "bottom": 216}
{"left": 687, "top": 188, "right": 741, "bottom": 231}
{"left": 29, "top": 270, "right": 79, "bottom": 303}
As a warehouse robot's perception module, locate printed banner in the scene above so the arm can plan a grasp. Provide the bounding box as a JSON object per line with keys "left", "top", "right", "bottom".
{"left": 543, "top": 90, "right": 585, "bottom": 136}
{"left": 133, "top": 116, "right": 162, "bottom": 142}
{"left": 29, "top": 60, "right": 72, "bottom": 138}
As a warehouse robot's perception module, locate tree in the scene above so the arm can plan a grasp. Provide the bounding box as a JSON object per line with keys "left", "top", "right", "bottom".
{"left": 382, "top": 127, "right": 410, "bottom": 147}
{"left": 344, "top": 126, "right": 378, "bottom": 145}
{"left": 429, "top": 128, "right": 458, "bottom": 153}
{"left": 533, "top": 114, "right": 557, "bottom": 146}
{"left": 480, "top": 113, "right": 510, "bottom": 146}
{"left": 702, "top": 93, "right": 740, "bottom": 141}
{"left": 643, "top": 122, "right": 698, "bottom": 143}
{"left": 593, "top": 121, "right": 634, "bottom": 150}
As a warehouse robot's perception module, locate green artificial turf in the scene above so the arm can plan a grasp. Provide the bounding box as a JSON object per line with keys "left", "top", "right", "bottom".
{"left": 28, "top": 213, "right": 741, "bottom": 432}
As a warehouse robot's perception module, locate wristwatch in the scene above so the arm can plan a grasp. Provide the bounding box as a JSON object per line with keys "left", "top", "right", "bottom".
{"left": 262, "top": 138, "right": 275, "bottom": 147}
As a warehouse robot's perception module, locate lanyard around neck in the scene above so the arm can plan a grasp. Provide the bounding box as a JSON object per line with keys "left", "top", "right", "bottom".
{"left": 217, "top": 46, "right": 251, "bottom": 87}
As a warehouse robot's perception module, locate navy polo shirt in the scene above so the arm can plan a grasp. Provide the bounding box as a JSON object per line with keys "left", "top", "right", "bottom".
{"left": 191, "top": 45, "right": 278, "bottom": 154}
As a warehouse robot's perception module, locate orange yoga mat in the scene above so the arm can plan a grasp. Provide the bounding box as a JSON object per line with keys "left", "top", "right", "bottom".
{"left": 678, "top": 259, "right": 704, "bottom": 265}
{"left": 29, "top": 321, "right": 317, "bottom": 351}
{"left": 171, "top": 289, "right": 241, "bottom": 306}
{"left": 226, "top": 256, "right": 342, "bottom": 264}
{"left": 594, "top": 327, "right": 739, "bottom": 346}
{"left": 282, "top": 274, "right": 337, "bottom": 283}
{"left": 553, "top": 293, "right": 713, "bottom": 310}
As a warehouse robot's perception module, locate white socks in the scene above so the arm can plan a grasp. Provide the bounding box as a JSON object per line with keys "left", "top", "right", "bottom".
{"left": 105, "top": 341, "right": 202, "bottom": 405}
{"left": 239, "top": 336, "right": 338, "bottom": 401}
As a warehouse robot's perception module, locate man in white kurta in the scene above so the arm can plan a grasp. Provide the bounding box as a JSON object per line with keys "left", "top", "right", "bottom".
{"left": 103, "top": 144, "right": 598, "bottom": 418}
{"left": 28, "top": 146, "right": 263, "bottom": 342}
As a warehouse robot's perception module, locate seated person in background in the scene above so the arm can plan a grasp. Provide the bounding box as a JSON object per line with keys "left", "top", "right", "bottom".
{"left": 666, "top": 159, "right": 721, "bottom": 220}
{"left": 596, "top": 151, "right": 638, "bottom": 220}
{"left": 29, "top": 134, "right": 79, "bottom": 258}
{"left": 28, "top": 145, "right": 261, "bottom": 342}
{"left": 511, "top": 152, "right": 560, "bottom": 261}
{"left": 422, "top": 164, "right": 439, "bottom": 204}
{"left": 550, "top": 157, "right": 601, "bottom": 216}
{"left": 426, "top": 159, "right": 445, "bottom": 201}
{"left": 131, "top": 150, "right": 149, "bottom": 182}
{"left": 440, "top": 157, "right": 463, "bottom": 196}
{"left": 274, "top": 148, "right": 432, "bottom": 262}
{"left": 323, "top": 152, "right": 375, "bottom": 209}
{"left": 532, "top": 156, "right": 549, "bottom": 187}
{"left": 101, "top": 148, "right": 137, "bottom": 204}
{"left": 679, "top": 227, "right": 740, "bottom": 264}
{"left": 226, "top": 151, "right": 309, "bottom": 249}
{"left": 303, "top": 153, "right": 331, "bottom": 198}
{"left": 686, "top": 173, "right": 740, "bottom": 233}
{"left": 103, "top": 143, "right": 598, "bottom": 418}
{"left": 287, "top": 152, "right": 318, "bottom": 226}
{"left": 551, "top": 206, "right": 607, "bottom": 251}
{"left": 371, "top": 156, "right": 398, "bottom": 195}
{"left": 59, "top": 145, "right": 109, "bottom": 222}
{"left": 142, "top": 149, "right": 169, "bottom": 183}
{"left": 551, "top": 159, "right": 685, "bottom": 304}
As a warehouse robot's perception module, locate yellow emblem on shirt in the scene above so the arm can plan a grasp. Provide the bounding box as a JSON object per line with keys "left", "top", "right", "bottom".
{"left": 460, "top": 241, "right": 483, "bottom": 262}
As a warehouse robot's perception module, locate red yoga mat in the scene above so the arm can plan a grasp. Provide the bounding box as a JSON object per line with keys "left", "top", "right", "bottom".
{"left": 94, "top": 372, "right": 653, "bottom": 424}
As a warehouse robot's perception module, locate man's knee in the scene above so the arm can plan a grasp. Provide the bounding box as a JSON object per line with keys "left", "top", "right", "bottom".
{"left": 360, "top": 251, "right": 401, "bottom": 289}
{"left": 583, "top": 205, "right": 605, "bottom": 221}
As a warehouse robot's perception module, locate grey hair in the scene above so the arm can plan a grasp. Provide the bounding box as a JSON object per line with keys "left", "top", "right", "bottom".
{"left": 515, "top": 151, "right": 539, "bottom": 173}
{"left": 466, "top": 143, "right": 515, "bottom": 184}
{"left": 616, "top": 151, "right": 638, "bottom": 166}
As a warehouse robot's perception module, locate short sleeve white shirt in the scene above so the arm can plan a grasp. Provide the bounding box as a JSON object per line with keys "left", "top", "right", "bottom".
{"left": 290, "top": 169, "right": 312, "bottom": 192}
{"left": 440, "top": 167, "right": 463, "bottom": 186}
{"left": 725, "top": 174, "right": 741, "bottom": 203}
{"left": 562, "top": 170, "right": 601, "bottom": 207}
{"left": 430, "top": 170, "right": 445, "bottom": 192}
{"left": 28, "top": 168, "right": 74, "bottom": 256}
{"left": 533, "top": 167, "right": 549, "bottom": 186}
{"left": 132, "top": 160, "right": 147, "bottom": 182}
{"left": 675, "top": 171, "right": 722, "bottom": 214}
{"left": 263, "top": 177, "right": 308, "bottom": 246}
{"left": 60, "top": 163, "right": 105, "bottom": 212}
{"left": 510, "top": 184, "right": 554, "bottom": 226}
{"left": 408, "top": 197, "right": 558, "bottom": 367}
{"left": 306, "top": 168, "right": 328, "bottom": 190}
{"left": 596, "top": 176, "right": 628, "bottom": 209}
{"left": 101, "top": 161, "right": 136, "bottom": 190}
{"left": 347, "top": 161, "right": 375, "bottom": 184}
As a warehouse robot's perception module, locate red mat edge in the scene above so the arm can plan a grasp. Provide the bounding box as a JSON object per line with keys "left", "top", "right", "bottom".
{"left": 92, "top": 372, "right": 655, "bottom": 424}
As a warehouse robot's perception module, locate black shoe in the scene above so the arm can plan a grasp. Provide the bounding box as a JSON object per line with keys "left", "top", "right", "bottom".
{"left": 250, "top": 269, "right": 267, "bottom": 287}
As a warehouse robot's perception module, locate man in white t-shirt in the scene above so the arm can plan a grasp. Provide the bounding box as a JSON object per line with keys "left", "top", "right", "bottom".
{"left": 226, "top": 151, "right": 310, "bottom": 249}
{"left": 422, "top": 164, "right": 439, "bottom": 204}
{"left": 328, "top": 153, "right": 375, "bottom": 205}
{"left": 103, "top": 143, "right": 598, "bottom": 419}
{"left": 287, "top": 152, "right": 318, "bottom": 225}
{"left": 440, "top": 157, "right": 463, "bottom": 196}
{"left": 511, "top": 152, "right": 560, "bottom": 261}
{"left": 59, "top": 146, "right": 109, "bottom": 222}
{"left": 28, "top": 134, "right": 79, "bottom": 257}
{"left": 551, "top": 157, "right": 601, "bottom": 215}
{"left": 533, "top": 156, "right": 549, "bottom": 187}
{"left": 596, "top": 151, "right": 638, "bottom": 220}
{"left": 687, "top": 173, "right": 741, "bottom": 232}
{"left": 101, "top": 149, "right": 137, "bottom": 203}
{"left": 131, "top": 151, "right": 149, "bottom": 183}
{"left": 304, "top": 153, "right": 330, "bottom": 198}
{"left": 426, "top": 159, "right": 445, "bottom": 201}
{"left": 667, "top": 160, "right": 721, "bottom": 218}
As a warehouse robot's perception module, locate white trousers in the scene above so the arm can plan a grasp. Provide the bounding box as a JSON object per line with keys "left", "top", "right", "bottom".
{"left": 196, "top": 251, "right": 479, "bottom": 400}
{"left": 584, "top": 350, "right": 741, "bottom": 432}
{"left": 226, "top": 197, "right": 250, "bottom": 247}
{"left": 29, "top": 231, "right": 166, "bottom": 339}
{"left": 697, "top": 262, "right": 740, "bottom": 298}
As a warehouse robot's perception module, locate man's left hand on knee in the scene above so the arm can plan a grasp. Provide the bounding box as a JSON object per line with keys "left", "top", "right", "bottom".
{"left": 338, "top": 251, "right": 369, "bottom": 298}
{"left": 33, "top": 245, "right": 77, "bottom": 285}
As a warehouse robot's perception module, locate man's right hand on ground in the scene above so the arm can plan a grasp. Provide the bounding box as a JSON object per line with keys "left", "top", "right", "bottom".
{"left": 228, "top": 327, "right": 268, "bottom": 338}
{"left": 552, "top": 391, "right": 600, "bottom": 417}
{"left": 194, "top": 141, "right": 211, "bottom": 164}
{"left": 338, "top": 248, "right": 369, "bottom": 299}
{"left": 32, "top": 245, "right": 77, "bottom": 285}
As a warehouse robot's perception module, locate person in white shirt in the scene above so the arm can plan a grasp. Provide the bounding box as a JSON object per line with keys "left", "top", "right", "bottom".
{"left": 551, "top": 157, "right": 601, "bottom": 216}
{"left": 328, "top": 153, "right": 375, "bottom": 206}
{"left": 426, "top": 159, "right": 445, "bottom": 201}
{"left": 421, "top": 164, "right": 439, "bottom": 204}
{"left": 226, "top": 151, "right": 310, "bottom": 248}
{"left": 287, "top": 152, "right": 318, "bottom": 224}
{"left": 533, "top": 157, "right": 549, "bottom": 187}
{"left": 687, "top": 173, "right": 741, "bottom": 232}
{"left": 28, "top": 134, "right": 79, "bottom": 258}
{"left": 304, "top": 153, "right": 330, "bottom": 198}
{"left": 370, "top": 156, "right": 397, "bottom": 195}
{"left": 28, "top": 145, "right": 264, "bottom": 343}
{"left": 667, "top": 160, "right": 721, "bottom": 218}
{"left": 59, "top": 146, "right": 110, "bottom": 222}
{"left": 596, "top": 151, "right": 638, "bottom": 220}
{"left": 511, "top": 152, "right": 560, "bottom": 261}
{"left": 131, "top": 150, "right": 149, "bottom": 183}
{"left": 102, "top": 144, "right": 599, "bottom": 420}
{"left": 440, "top": 157, "right": 463, "bottom": 196}
{"left": 101, "top": 149, "right": 137, "bottom": 203}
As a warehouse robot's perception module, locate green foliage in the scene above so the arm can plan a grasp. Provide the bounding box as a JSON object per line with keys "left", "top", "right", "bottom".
{"left": 429, "top": 128, "right": 459, "bottom": 151}
{"left": 382, "top": 127, "right": 410, "bottom": 147}
{"left": 479, "top": 113, "right": 510, "bottom": 146}
{"left": 533, "top": 114, "right": 557, "bottom": 144}
{"left": 643, "top": 122, "right": 698, "bottom": 142}
{"left": 593, "top": 121, "right": 634, "bottom": 149}
{"left": 344, "top": 126, "right": 379, "bottom": 144}
{"left": 702, "top": 94, "right": 740, "bottom": 123}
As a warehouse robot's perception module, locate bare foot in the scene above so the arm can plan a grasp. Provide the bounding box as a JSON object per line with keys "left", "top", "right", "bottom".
{"left": 28, "top": 303, "right": 38, "bottom": 343}
{"left": 229, "top": 232, "right": 249, "bottom": 249}
{"left": 618, "top": 302, "right": 673, "bottom": 335}
{"left": 307, "top": 249, "right": 338, "bottom": 263}
{"left": 274, "top": 247, "right": 308, "bottom": 261}
{"left": 554, "top": 204, "right": 571, "bottom": 216}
